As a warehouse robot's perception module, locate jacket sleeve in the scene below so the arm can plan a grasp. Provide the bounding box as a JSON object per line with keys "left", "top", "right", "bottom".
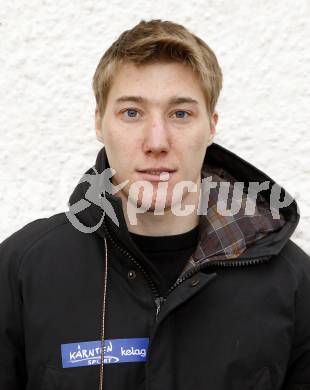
{"left": 0, "top": 235, "right": 27, "bottom": 389}
{"left": 282, "top": 243, "right": 310, "bottom": 389}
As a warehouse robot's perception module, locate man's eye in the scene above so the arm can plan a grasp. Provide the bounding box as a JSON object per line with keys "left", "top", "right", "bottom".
{"left": 121, "top": 109, "right": 139, "bottom": 118}
{"left": 173, "top": 110, "right": 190, "bottom": 119}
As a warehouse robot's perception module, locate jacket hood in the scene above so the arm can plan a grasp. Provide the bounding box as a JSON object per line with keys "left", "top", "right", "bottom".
{"left": 68, "top": 142, "right": 300, "bottom": 280}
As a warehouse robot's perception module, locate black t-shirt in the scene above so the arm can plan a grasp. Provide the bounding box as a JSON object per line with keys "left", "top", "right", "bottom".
{"left": 129, "top": 225, "right": 199, "bottom": 297}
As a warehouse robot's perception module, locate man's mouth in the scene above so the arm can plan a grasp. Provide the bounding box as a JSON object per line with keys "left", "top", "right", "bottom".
{"left": 136, "top": 169, "right": 176, "bottom": 182}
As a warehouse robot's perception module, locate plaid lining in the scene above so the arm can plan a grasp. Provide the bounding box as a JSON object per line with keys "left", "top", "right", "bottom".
{"left": 178, "top": 165, "right": 286, "bottom": 279}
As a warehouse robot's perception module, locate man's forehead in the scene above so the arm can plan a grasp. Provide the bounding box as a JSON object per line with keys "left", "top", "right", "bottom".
{"left": 108, "top": 61, "right": 205, "bottom": 108}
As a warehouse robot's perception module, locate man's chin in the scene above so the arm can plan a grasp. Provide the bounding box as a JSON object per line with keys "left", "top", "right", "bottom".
{"left": 126, "top": 191, "right": 188, "bottom": 215}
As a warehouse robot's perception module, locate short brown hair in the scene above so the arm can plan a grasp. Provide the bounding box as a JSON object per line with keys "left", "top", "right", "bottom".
{"left": 92, "top": 19, "right": 223, "bottom": 117}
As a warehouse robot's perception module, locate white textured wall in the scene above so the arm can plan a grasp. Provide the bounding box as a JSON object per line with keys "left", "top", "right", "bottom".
{"left": 0, "top": 1, "right": 309, "bottom": 253}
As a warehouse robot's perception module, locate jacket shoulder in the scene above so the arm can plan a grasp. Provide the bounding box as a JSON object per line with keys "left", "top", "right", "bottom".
{"left": 278, "top": 239, "right": 310, "bottom": 281}
{"left": 277, "top": 242, "right": 310, "bottom": 385}
{"left": 0, "top": 212, "right": 69, "bottom": 271}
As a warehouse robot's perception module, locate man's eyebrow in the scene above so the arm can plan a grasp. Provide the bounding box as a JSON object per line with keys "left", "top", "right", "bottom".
{"left": 115, "top": 95, "right": 199, "bottom": 105}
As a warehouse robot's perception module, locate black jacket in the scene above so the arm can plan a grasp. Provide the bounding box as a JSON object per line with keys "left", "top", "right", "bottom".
{"left": 1, "top": 143, "right": 310, "bottom": 390}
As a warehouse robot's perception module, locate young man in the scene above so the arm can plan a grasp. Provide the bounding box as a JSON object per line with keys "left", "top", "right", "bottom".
{"left": 0, "top": 19, "right": 309, "bottom": 390}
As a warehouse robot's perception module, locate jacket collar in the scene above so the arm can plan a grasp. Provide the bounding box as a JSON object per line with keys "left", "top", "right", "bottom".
{"left": 68, "top": 142, "right": 299, "bottom": 277}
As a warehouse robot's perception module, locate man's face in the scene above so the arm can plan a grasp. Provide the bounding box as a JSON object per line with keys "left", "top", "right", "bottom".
{"left": 95, "top": 61, "right": 218, "bottom": 214}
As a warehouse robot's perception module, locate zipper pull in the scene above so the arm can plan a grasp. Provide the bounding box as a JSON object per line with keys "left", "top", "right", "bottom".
{"left": 155, "top": 296, "right": 165, "bottom": 320}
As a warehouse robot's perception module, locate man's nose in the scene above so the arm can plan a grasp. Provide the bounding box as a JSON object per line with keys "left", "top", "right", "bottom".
{"left": 142, "top": 116, "right": 170, "bottom": 155}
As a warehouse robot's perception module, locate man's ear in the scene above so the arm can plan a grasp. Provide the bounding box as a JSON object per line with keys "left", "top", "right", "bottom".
{"left": 95, "top": 108, "right": 104, "bottom": 143}
{"left": 207, "top": 111, "right": 218, "bottom": 146}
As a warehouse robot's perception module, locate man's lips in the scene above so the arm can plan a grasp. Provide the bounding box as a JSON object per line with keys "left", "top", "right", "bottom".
{"left": 136, "top": 169, "right": 176, "bottom": 182}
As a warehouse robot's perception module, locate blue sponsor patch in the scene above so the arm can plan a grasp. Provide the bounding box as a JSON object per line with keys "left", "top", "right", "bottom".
{"left": 61, "top": 338, "right": 149, "bottom": 368}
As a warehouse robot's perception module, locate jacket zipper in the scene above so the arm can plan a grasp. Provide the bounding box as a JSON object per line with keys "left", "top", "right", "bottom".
{"left": 155, "top": 296, "right": 166, "bottom": 318}
{"left": 103, "top": 221, "right": 270, "bottom": 320}
{"left": 103, "top": 222, "right": 161, "bottom": 313}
